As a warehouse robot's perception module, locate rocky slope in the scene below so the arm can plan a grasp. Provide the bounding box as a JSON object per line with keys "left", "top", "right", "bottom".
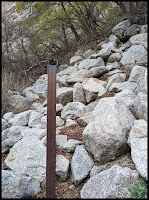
{"left": 2, "top": 20, "right": 148, "bottom": 199}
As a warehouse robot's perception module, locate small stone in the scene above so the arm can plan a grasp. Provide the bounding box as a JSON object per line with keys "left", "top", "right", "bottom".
{"left": 73, "top": 82, "right": 86, "bottom": 104}
{"left": 83, "top": 49, "right": 96, "bottom": 58}
{"left": 77, "top": 112, "right": 92, "bottom": 127}
{"left": 71, "top": 145, "right": 94, "bottom": 185}
{"left": 90, "top": 166, "right": 102, "bottom": 177}
{"left": 56, "top": 155, "right": 70, "bottom": 180}
{"left": 56, "top": 116, "right": 65, "bottom": 127}
{"left": 62, "top": 139, "right": 83, "bottom": 152}
{"left": 56, "top": 135, "right": 67, "bottom": 149}
{"left": 41, "top": 116, "right": 47, "bottom": 129}
{"left": 65, "top": 119, "right": 77, "bottom": 128}
{"left": 61, "top": 102, "right": 88, "bottom": 120}
{"left": 3, "top": 112, "right": 14, "bottom": 121}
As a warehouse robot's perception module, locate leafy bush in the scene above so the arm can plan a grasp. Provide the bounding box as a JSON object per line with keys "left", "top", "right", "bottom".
{"left": 130, "top": 179, "right": 148, "bottom": 199}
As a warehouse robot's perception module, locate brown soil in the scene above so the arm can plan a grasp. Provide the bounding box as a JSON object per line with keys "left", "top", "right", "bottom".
{"left": 32, "top": 98, "right": 47, "bottom": 104}
{"left": 60, "top": 124, "right": 85, "bottom": 141}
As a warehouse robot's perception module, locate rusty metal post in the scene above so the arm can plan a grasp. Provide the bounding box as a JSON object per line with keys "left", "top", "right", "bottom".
{"left": 46, "top": 65, "right": 56, "bottom": 199}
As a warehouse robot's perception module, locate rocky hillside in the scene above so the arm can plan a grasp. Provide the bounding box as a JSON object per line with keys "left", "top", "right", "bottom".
{"left": 2, "top": 20, "right": 148, "bottom": 199}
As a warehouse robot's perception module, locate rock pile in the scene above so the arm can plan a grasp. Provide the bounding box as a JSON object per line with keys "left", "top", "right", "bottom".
{"left": 2, "top": 20, "right": 147, "bottom": 198}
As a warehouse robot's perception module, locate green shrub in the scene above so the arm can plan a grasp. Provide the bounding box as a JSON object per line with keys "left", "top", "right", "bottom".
{"left": 130, "top": 179, "right": 148, "bottom": 199}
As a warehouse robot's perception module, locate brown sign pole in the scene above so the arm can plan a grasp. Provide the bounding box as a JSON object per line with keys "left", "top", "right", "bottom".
{"left": 46, "top": 65, "right": 56, "bottom": 199}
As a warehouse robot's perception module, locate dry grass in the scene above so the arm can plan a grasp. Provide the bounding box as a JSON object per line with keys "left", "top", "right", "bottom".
{"left": 1, "top": 68, "right": 33, "bottom": 116}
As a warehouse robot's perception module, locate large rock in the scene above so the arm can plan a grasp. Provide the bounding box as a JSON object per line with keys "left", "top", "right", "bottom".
{"left": 5, "top": 136, "right": 46, "bottom": 183}
{"left": 109, "top": 81, "right": 137, "bottom": 93}
{"left": 126, "top": 24, "right": 141, "bottom": 38}
{"left": 57, "top": 66, "right": 74, "bottom": 78}
{"left": 129, "top": 33, "right": 147, "bottom": 46}
{"left": 136, "top": 69, "right": 147, "bottom": 94}
{"left": 83, "top": 97, "right": 135, "bottom": 163}
{"left": 56, "top": 155, "right": 70, "bottom": 180}
{"left": 62, "top": 139, "right": 83, "bottom": 152}
{"left": 28, "top": 111, "right": 42, "bottom": 128}
{"left": 83, "top": 66, "right": 109, "bottom": 78}
{"left": 82, "top": 78, "right": 106, "bottom": 103}
{"left": 67, "top": 69, "right": 88, "bottom": 83}
{"left": 97, "top": 40, "right": 118, "bottom": 60}
{"left": 128, "top": 65, "right": 146, "bottom": 83}
{"left": 112, "top": 20, "right": 140, "bottom": 41}
{"left": 2, "top": 135, "right": 23, "bottom": 153}
{"left": 106, "top": 73, "right": 126, "bottom": 90}
{"left": 9, "top": 95, "right": 32, "bottom": 113}
{"left": 120, "top": 45, "right": 147, "bottom": 67}
{"left": 21, "top": 127, "right": 46, "bottom": 139}
{"left": 3, "top": 112, "right": 14, "bottom": 121}
{"left": 101, "top": 69, "right": 122, "bottom": 81}
{"left": 108, "top": 34, "right": 121, "bottom": 44}
{"left": 97, "top": 46, "right": 112, "bottom": 59}
{"left": 70, "top": 55, "right": 83, "bottom": 66}
{"left": 78, "top": 58, "right": 105, "bottom": 70}
{"left": 57, "top": 64, "right": 68, "bottom": 73}
{"left": 61, "top": 102, "right": 88, "bottom": 120}
{"left": 2, "top": 170, "right": 41, "bottom": 199}
{"left": 101, "top": 41, "right": 117, "bottom": 51}
{"left": 73, "top": 82, "right": 86, "bottom": 104}
{"left": 127, "top": 120, "right": 147, "bottom": 180}
{"left": 80, "top": 165, "right": 139, "bottom": 199}
{"left": 114, "top": 89, "right": 136, "bottom": 107}
{"left": 71, "top": 145, "right": 94, "bottom": 185}
{"left": 31, "top": 75, "right": 47, "bottom": 98}
{"left": 130, "top": 92, "right": 147, "bottom": 121}
{"left": 56, "top": 87, "right": 73, "bottom": 106}
{"left": 58, "top": 75, "right": 69, "bottom": 86}
{"left": 107, "top": 53, "right": 121, "bottom": 62}
{"left": 23, "top": 87, "right": 39, "bottom": 101}
{"left": 8, "top": 110, "right": 32, "bottom": 126}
